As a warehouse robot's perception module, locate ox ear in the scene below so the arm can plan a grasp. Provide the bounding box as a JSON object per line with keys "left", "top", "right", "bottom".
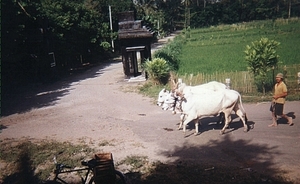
{"left": 162, "top": 88, "right": 170, "bottom": 93}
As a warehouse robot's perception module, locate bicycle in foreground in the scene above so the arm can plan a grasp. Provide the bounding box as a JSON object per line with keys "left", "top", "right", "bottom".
{"left": 43, "top": 153, "right": 126, "bottom": 184}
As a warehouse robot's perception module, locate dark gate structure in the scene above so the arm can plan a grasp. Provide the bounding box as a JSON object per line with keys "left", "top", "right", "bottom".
{"left": 118, "top": 11, "right": 154, "bottom": 77}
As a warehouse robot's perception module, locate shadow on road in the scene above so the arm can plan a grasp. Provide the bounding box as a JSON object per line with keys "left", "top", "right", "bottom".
{"left": 276, "top": 112, "right": 296, "bottom": 125}
{"left": 182, "top": 115, "right": 256, "bottom": 136}
{"left": 1, "top": 31, "right": 180, "bottom": 118}
{"left": 125, "top": 134, "right": 292, "bottom": 183}
{"left": 1, "top": 59, "right": 121, "bottom": 117}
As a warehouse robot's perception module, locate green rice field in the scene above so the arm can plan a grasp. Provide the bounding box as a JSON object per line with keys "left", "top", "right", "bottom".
{"left": 178, "top": 18, "right": 300, "bottom": 75}
{"left": 174, "top": 18, "right": 300, "bottom": 95}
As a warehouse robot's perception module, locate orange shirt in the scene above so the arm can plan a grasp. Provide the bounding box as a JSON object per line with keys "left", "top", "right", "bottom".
{"left": 274, "top": 81, "right": 287, "bottom": 104}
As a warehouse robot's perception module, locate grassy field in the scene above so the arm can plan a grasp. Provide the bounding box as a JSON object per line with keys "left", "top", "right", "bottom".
{"left": 141, "top": 18, "right": 300, "bottom": 101}
{"left": 178, "top": 18, "right": 300, "bottom": 75}
{"left": 162, "top": 18, "right": 300, "bottom": 98}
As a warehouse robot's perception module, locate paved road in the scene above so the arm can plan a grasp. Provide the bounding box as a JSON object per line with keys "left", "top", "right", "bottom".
{"left": 1, "top": 61, "right": 299, "bottom": 182}
{"left": 146, "top": 98, "right": 300, "bottom": 181}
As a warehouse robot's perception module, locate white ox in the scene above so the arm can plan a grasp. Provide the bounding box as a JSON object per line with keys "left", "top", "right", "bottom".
{"left": 172, "top": 81, "right": 227, "bottom": 125}
{"left": 162, "top": 88, "right": 248, "bottom": 135}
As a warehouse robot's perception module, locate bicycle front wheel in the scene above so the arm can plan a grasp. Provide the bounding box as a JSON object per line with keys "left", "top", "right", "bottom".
{"left": 88, "top": 170, "right": 126, "bottom": 184}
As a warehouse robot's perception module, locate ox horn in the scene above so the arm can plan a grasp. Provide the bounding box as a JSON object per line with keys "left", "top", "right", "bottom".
{"left": 171, "top": 79, "right": 176, "bottom": 91}
{"left": 171, "top": 79, "right": 179, "bottom": 92}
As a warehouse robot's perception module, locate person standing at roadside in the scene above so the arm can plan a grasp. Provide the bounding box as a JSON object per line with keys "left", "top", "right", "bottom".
{"left": 269, "top": 73, "right": 293, "bottom": 127}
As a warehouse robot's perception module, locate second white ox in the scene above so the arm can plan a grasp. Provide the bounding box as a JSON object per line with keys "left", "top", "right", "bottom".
{"left": 162, "top": 88, "right": 248, "bottom": 135}
{"left": 156, "top": 81, "right": 227, "bottom": 107}
{"left": 172, "top": 81, "right": 227, "bottom": 125}
{"left": 175, "top": 81, "right": 227, "bottom": 96}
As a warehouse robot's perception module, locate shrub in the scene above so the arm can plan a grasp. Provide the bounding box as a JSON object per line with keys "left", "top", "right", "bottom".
{"left": 144, "top": 58, "right": 171, "bottom": 85}
{"left": 153, "top": 34, "right": 185, "bottom": 71}
{"left": 153, "top": 50, "right": 178, "bottom": 70}
{"left": 244, "top": 37, "right": 280, "bottom": 94}
{"left": 100, "top": 41, "right": 111, "bottom": 51}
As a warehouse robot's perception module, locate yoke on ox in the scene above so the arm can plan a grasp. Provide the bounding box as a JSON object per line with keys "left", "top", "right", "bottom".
{"left": 163, "top": 88, "right": 248, "bottom": 135}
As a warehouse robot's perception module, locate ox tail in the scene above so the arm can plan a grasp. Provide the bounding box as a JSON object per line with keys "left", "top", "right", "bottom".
{"left": 237, "top": 94, "right": 247, "bottom": 123}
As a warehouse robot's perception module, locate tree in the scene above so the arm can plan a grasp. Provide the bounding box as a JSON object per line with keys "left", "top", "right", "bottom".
{"left": 1, "top": 0, "right": 135, "bottom": 87}
{"left": 2, "top": 0, "right": 44, "bottom": 86}
{"left": 244, "top": 38, "right": 280, "bottom": 94}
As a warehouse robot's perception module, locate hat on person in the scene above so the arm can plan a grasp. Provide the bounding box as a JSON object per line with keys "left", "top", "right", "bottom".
{"left": 276, "top": 73, "right": 284, "bottom": 79}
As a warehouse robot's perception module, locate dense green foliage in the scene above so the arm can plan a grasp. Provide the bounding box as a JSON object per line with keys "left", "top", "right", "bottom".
{"left": 2, "top": 0, "right": 134, "bottom": 87}
{"left": 2, "top": 0, "right": 300, "bottom": 92}
{"left": 189, "top": 0, "right": 300, "bottom": 27}
{"left": 153, "top": 35, "right": 185, "bottom": 71}
{"left": 135, "top": 0, "right": 300, "bottom": 34}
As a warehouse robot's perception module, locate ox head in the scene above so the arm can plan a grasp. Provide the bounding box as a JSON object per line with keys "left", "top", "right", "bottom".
{"left": 162, "top": 92, "right": 177, "bottom": 112}
{"left": 171, "top": 78, "right": 188, "bottom": 97}
{"left": 171, "top": 79, "right": 180, "bottom": 92}
{"left": 157, "top": 88, "right": 169, "bottom": 106}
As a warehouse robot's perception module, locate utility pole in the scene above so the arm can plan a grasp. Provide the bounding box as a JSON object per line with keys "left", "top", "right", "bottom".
{"left": 288, "top": 0, "right": 291, "bottom": 19}
{"left": 184, "top": 0, "right": 190, "bottom": 29}
{"left": 109, "top": 5, "right": 114, "bottom": 52}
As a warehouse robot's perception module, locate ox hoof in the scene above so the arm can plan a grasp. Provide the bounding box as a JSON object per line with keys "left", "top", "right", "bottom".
{"left": 219, "top": 130, "right": 225, "bottom": 135}
{"left": 244, "top": 126, "right": 249, "bottom": 132}
{"left": 194, "top": 132, "right": 199, "bottom": 136}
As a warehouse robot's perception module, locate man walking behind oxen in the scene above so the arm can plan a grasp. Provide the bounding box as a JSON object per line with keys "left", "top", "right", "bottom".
{"left": 269, "top": 73, "right": 293, "bottom": 127}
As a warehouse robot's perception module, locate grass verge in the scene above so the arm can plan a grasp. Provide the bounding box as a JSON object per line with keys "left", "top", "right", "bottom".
{"left": 0, "top": 136, "right": 294, "bottom": 183}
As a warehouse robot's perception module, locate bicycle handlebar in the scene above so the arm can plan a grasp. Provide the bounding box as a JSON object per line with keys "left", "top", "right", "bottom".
{"left": 55, "top": 163, "right": 72, "bottom": 172}
{"left": 81, "top": 158, "right": 98, "bottom": 168}
{"left": 55, "top": 158, "right": 97, "bottom": 173}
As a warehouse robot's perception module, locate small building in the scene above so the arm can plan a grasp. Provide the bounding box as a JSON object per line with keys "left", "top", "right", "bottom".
{"left": 118, "top": 11, "right": 154, "bottom": 77}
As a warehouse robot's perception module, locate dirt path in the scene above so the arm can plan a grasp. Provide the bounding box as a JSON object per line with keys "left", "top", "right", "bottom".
{"left": 1, "top": 33, "right": 300, "bottom": 182}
